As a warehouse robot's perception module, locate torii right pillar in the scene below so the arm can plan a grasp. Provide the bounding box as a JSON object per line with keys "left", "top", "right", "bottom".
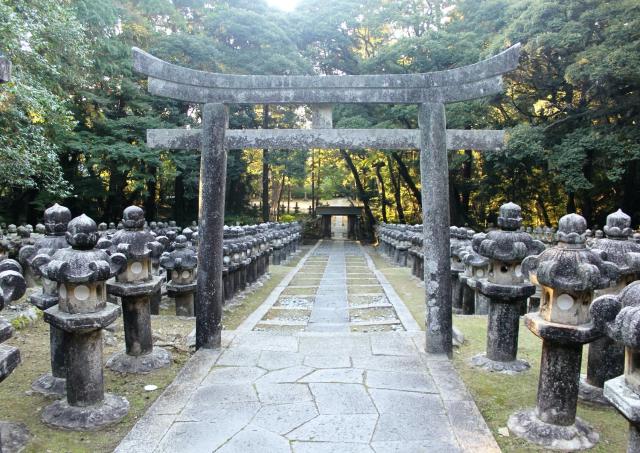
{"left": 420, "top": 102, "right": 452, "bottom": 356}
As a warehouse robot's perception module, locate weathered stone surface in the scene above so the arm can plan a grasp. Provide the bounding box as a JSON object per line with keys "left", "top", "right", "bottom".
{"left": 148, "top": 128, "right": 506, "bottom": 151}
{"left": 257, "top": 365, "right": 314, "bottom": 383}
{"left": 419, "top": 102, "right": 452, "bottom": 356}
{"left": 217, "top": 425, "right": 290, "bottom": 453}
{"left": 508, "top": 410, "right": 598, "bottom": 451}
{"left": 366, "top": 370, "right": 436, "bottom": 393}
{"left": 106, "top": 346, "right": 171, "bottom": 374}
{"left": 255, "top": 383, "right": 312, "bottom": 404}
{"left": 287, "top": 414, "right": 378, "bottom": 443}
{"left": 299, "top": 368, "right": 363, "bottom": 384}
{"left": 470, "top": 353, "right": 530, "bottom": 374}
{"left": 0, "top": 421, "right": 29, "bottom": 453}
{"left": 134, "top": 44, "right": 520, "bottom": 92}
{"left": 293, "top": 441, "right": 374, "bottom": 453}
{"left": 178, "top": 401, "right": 260, "bottom": 425}
{"left": 30, "top": 372, "right": 66, "bottom": 397}
{"left": 195, "top": 103, "right": 227, "bottom": 349}
{"left": 201, "top": 366, "right": 266, "bottom": 385}
{"left": 41, "top": 393, "right": 129, "bottom": 431}
{"left": 303, "top": 354, "right": 351, "bottom": 369}
{"left": 372, "top": 412, "right": 456, "bottom": 442}
{"left": 258, "top": 350, "right": 305, "bottom": 370}
{"left": 369, "top": 388, "right": 444, "bottom": 414}
{"left": 310, "top": 383, "right": 376, "bottom": 414}
{"left": 252, "top": 402, "right": 318, "bottom": 435}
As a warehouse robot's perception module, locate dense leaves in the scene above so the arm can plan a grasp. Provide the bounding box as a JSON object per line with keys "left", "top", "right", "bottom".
{"left": 0, "top": 0, "right": 638, "bottom": 228}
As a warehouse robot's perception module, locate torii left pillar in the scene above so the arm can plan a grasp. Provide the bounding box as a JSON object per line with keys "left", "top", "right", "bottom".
{"left": 196, "top": 104, "right": 228, "bottom": 349}
{"left": 420, "top": 102, "right": 452, "bottom": 356}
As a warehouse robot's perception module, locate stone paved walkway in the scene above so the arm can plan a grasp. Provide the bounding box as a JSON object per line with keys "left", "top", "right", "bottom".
{"left": 116, "top": 240, "right": 499, "bottom": 453}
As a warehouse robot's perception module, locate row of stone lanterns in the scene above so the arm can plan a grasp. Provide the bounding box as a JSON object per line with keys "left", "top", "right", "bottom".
{"left": 377, "top": 205, "right": 640, "bottom": 451}
{"left": 0, "top": 258, "right": 28, "bottom": 449}
{"left": 0, "top": 203, "right": 301, "bottom": 436}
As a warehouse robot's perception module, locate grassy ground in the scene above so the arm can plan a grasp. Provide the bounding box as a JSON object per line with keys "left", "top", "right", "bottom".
{"left": 0, "top": 243, "right": 315, "bottom": 453}
{"left": 366, "top": 245, "right": 628, "bottom": 453}
{"left": 1, "top": 315, "right": 193, "bottom": 453}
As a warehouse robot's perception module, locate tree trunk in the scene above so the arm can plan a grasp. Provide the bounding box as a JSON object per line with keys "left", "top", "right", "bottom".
{"left": 340, "top": 149, "right": 376, "bottom": 239}
{"left": 107, "top": 165, "right": 126, "bottom": 221}
{"left": 316, "top": 151, "right": 322, "bottom": 212}
{"left": 387, "top": 155, "right": 405, "bottom": 223}
{"left": 374, "top": 163, "right": 388, "bottom": 223}
{"left": 537, "top": 194, "right": 551, "bottom": 227}
{"left": 311, "top": 149, "right": 315, "bottom": 216}
{"left": 261, "top": 104, "right": 270, "bottom": 222}
{"left": 276, "top": 174, "right": 286, "bottom": 221}
{"left": 461, "top": 150, "right": 472, "bottom": 215}
{"left": 174, "top": 173, "right": 185, "bottom": 224}
{"left": 567, "top": 192, "right": 576, "bottom": 214}
{"left": 622, "top": 159, "right": 638, "bottom": 217}
{"left": 144, "top": 164, "right": 157, "bottom": 220}
{"left": 287, "top": 184, "right": 291, "bottom": 214}
{"left": 391, "top": 151, "right": 421, "bottom": 208}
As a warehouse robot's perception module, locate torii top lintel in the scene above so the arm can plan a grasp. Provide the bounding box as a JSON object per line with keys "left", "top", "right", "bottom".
{"left": 132, "top": 44, "right": 521, "bottom": 105}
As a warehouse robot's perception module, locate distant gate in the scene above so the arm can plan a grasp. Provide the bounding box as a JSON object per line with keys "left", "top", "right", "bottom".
{"left": 133, "top": 43, "right": 522, "bottom": 355}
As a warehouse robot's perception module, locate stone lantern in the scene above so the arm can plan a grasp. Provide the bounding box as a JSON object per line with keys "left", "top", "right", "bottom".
{"left": 35, "top": 223, "right": 45, "bottom": 235}
{"left": 408, "top": 227, "right": 424, "bottom": 280}
{"left": 449, "top": 227, "right": 465, "bottom": 314}
{"left": 508, "top": 213, "right": 619, "bottom": 450}
{"left": 22, "top": 203, "right": 72, "bottom": 397}
{"left": 18, "top": 203, "right": 71, "bottom": 286}
{"left": 106, "top": 206, "right": 170, "bottom": 374}
{"left": 459, "top": 245, "right": 490, "bottom": 315}
{"left": 0, "top": 258, "right": 28, "bottom": 450}
{"left": 591, "top": 282, "right": 640, "bottom": 453}
{"left": 150, "top": 234, "right": 170, "bottom": 315}
{"left": 580, "top": 209, "right": 640, "bottom": 405}
{"left": 160, "top": 235, "right": 197, "bottom": 316}
{"left": 471, "top": 202, "right": 545, "bottom": 373}
{"left": 39, "top": 215, "right": 129, "bottom": 430}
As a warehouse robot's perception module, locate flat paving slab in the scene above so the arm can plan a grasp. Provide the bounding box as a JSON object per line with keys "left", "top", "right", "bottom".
{"left": 116, "top": 240, "right": 499, "bottom": 453}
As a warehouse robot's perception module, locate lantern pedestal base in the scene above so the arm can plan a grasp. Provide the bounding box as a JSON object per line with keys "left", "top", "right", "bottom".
{"left": 470, "top": 353, "right": 530, "bottom": 374}
{"left": 508, "top": 409, "right": 598, "bottom": 451}
{"left": 106, "top": 347, "right": 171, "bottom": 374}
{"left": 0, "top": 421, "right": 30, "bottom": 452}
{"left": 41, "top": 393, "right": 129, "bottom": 431}
{"left": 578, "top": 375, "right": 611, "bottom": 407}
{"left": 31, "top": 373, "right": 66, "bottom": 397}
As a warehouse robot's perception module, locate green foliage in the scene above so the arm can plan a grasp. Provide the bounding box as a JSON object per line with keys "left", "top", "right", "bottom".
{"left": 1, "top": 0, "right": 639, "bottom": 229}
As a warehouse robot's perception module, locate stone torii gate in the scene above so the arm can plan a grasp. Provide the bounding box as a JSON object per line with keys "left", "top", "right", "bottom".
{"left": 133, "top": 43, "right": 521, "bottom": 356}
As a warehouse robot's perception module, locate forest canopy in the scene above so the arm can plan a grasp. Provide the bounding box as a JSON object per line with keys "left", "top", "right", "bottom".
{"left": 0, "top": 0, "right": 639, "bottom": 229}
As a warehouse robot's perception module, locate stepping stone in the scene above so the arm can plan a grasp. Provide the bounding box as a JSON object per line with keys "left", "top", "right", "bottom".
{"left": 310, "top": 383, "right": 377, "bottom": 414}
{"left": 299, "top": 368, "right": 364, "bottom": 384}
{"left": 201, "top": 366, "right": 266, "bottom": 385}
{"left": 287, "top": 414, "right": 378, "bottom": 443}
{"left": 217, "top": 349, "right": 262, "bottom": 367}
{"left": 217, "top": 425, "right": 290, "bottom": 453}
{"left": 366, "top": 370, "right": 437, "bottom": 393}
{"left": 369, "top": 388, "right": 444, "bottom": 414}
{"left": 372, "top": 412, "right": 457, "bottom": 442}
{"left": 252, "top": 402, "right": 318, "bottom": 435}
{"left": 303, "top": 355, "right": 351, "bottom": 369}
{"left": 258, "top": 350, "right": 304, "bottom": 370}
{"left": 352, "top": 355, "right": 425, "bottom": 373}
{"left": 256, "top": 382, "right": 313, "bottom": 404}
{"left": 257, "top": 365, "right": 314, "bottom": 383}
{"left": 292, "top": 441, "right": 374, "bottom": 453}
